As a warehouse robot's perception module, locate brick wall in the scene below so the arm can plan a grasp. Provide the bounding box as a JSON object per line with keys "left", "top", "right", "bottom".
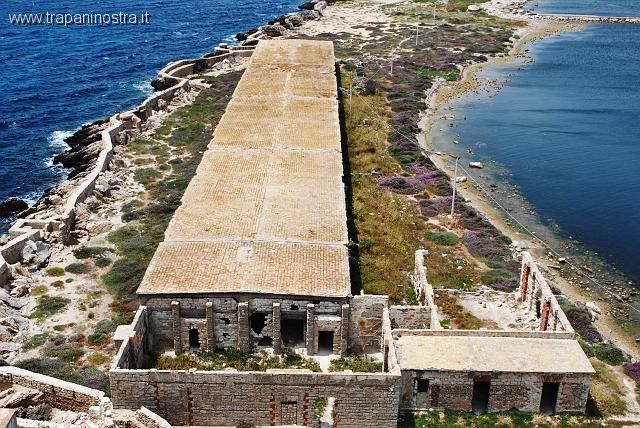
{"left": 110, "top": 368, "right": 401, "bottom": 427}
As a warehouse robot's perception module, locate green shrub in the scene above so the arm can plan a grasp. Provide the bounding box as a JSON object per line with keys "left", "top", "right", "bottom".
{"left": 22, "top": 333, "right": 50, "bottom": 350}
{"left": 29, "top": 296, "right": 70, "bottom": 320}
{"left": 16, "top": 358, "right": 109, "bottom": 394}
{"left": 236, "top": 423, "right": 255, "bottom": 428}
{"left": 314, "top": 397, "right": 328, "bottom": 417}
{"left": 360, "top": 239, "right": 374, "bottom": 252}
{"left": 95, "top": 257, "right": 111, "bottom": 268}
{"left": 87, "top": 332, "right": 108, "bottom": 346}
{"left": 73, "top": 246, "right": 112, "bottom": 259}
{"left": 45, "top": 267, "right": 65, "bottom": 277}
{"left": 427, "top": 231, "right": 459, "bottom": 246}
{"left": 134, "top": 168, "right": 162, "bottom": 187}
{"left": 595, "top": 343, "right": 629, "bottom": 366}
{"left": 329, "top": 355, "right": 382, "bottom": 373}
{"left": 41, "top": 344, "right": 85, "bottom": 362}
{"left": 480, "top": 269, "right": 515, "bottom": 284}
{"left": 65, "top": 263, "right": 90, "bottom": 274}
{"left": 51, "top": 280, "right": 64, "bottom": 289}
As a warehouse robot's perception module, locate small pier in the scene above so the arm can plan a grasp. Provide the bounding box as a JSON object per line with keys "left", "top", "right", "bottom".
{"left": 537, "top": 13, "right": 640, "bottom": 24}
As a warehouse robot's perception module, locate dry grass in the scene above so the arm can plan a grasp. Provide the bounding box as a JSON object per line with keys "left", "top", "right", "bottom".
{"left": 589, "top": 359, "right": 628, "bottom": 416}
{"left": 345, "top": 77, "right": 482, "bottom": 303}
{"left": 434, "top": 293, "right": 483, "bottom": 329}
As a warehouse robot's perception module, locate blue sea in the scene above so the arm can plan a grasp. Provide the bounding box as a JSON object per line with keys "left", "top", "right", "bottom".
{"left": 430, "top": 1, "right": 640, "bottom": 284}
{"left": 0, "top": 0, "right": 301, "bottom": 231}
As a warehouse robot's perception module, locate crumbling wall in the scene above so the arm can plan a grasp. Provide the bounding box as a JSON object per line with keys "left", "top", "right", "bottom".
{"left": 110, "top": 368, "right": 400, "bottom": 428}
{"left": 519, "top": 252, "right": 573, "bottom": 334}
{"left": 348, "top": 295, "right": 387, "bottom": 354}
{"left": 399, "top": 370, "right": 589, "bottom": 413}
{"left": 0, "top": 367, "right": 105, "bottom": 413}
{"left": 139, "top": 295, "right": 346, "bottom": 353}
{"left": 389, "top": 306, "right": 431, "bottom": 330}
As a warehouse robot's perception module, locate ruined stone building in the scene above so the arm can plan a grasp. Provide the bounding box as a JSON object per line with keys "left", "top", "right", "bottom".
{"left": 108, "top": 40, "right": 594, "bottom": 427}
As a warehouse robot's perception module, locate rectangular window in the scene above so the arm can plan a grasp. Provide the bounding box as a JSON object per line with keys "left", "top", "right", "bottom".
{"left": 417, "top": 378, "right": 430, "bottom": 393}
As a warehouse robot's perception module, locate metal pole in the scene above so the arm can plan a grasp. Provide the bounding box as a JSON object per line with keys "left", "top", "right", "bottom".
{"left": 349, "top": 71, "right": 353, "bottom": 118}
{"left": 390, "top": 59, "right": 393, "bottom": 76}
{"left": 450, "top": 157, "right": 458, "bottom": 217}
{"left": 415, "top": 24, "right": 419, "bottom": 47}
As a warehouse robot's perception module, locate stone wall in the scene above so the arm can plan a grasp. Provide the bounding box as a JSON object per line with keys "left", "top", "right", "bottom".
{"left": 399, "top": 369, "right": 589, "bottom": 414}
{"left": 348, "top": 295, "right": 388, "bottom": 354}
{"left": 392, "top": 328, "right": 574, "bottom": 340}
{"left": 519, "top": 252, "right": 574, "bottom": 334}
{"left": 0, "top": 45, "right": 255, "bottom": 289}
{"left": 0, "top": 366, "right": 105, "bottom": 413}
{"left": 139, "top": 295, "right": 348, "bottom": 353}
{"left": 110, "top": 368, "right": 401, "bottom": 428}
{"left": 389, "top": 306, "right": 431, "bottom": 330}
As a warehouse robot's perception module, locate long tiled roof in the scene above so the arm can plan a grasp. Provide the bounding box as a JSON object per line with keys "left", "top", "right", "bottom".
{"left": 137, "top": 40, "right": 350, "bottom": 298}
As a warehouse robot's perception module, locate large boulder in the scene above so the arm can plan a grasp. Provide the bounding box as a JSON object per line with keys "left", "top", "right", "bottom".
{"left": 0, "top": 198, "right": 28, "bottom": 215}
{"left": 263, "top": 24, "right": 287, "bottom": 37}
{"left": 299, "top": 1, "right": 316, "bottom": 10}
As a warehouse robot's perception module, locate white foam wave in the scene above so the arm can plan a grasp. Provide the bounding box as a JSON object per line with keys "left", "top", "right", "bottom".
{"left": 47, "top": 130, "right": 74, "bottom": 150}
{"left": 133, "top": 80, "right": 154, "bottom": 97}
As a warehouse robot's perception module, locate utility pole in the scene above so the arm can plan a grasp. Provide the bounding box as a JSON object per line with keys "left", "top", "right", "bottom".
{"left": 390, "top": 58, "right": 393, "bottom": 76}
{"left": 415, "top": 23, "right": 419, "bottom": 47}
{"left": 450, "top": 156, "right": 459, "bottom": 217}
{"left": 349, "top": 70, "right": 353, "bottom": 119}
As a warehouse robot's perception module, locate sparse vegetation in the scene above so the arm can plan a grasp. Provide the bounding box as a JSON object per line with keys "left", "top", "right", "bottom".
{"left": 589, "top": 359, "right": 628, "bottom": 416}
{"left": 45, "top": 267, "right": 65, "bottom": 277}
{"left": 73, "top": 246, "right": 112, "bottom": 259}
{"left": 29, "top": 296, "right": 70, "bottom": 320}
{"left": 65, "top": 262, "right": 91, "bottom": 274}
{"left": 426, "top": 231, "right": 459, "bottom": 246}
{"left": 22, "top": 333, "right": 50, "bottom": 350}
{"left": 16, "top": 358, "right": 109, "bottom": 394}
{"left": 329, "top": 355, "right": 382, "bottom": 373}
{"left": 435, "top": 293, "right": 483, "bottom": 329}
{"left": 155, "top": 347, "right": 321, "bottom": 372}
{"left": 103, "top": 71, "right": 243, "bottom": 322}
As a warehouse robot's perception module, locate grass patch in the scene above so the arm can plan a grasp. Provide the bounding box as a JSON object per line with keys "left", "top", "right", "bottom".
{"left": 45, "top": 267, "right": 64, "bottom": 277}
{"left": 73, "top": 246, "right": 112, "bottom": 259}
{"left": 399, "top": 408, "right": 605, "bottom": 427}
{"left": 589, "top": 359, "right": 628, "bottom": 416}
{"left": 22, "top": 333, "right": 50, "bottom": 350}
{"left": 95, "top": 257, "right": 111, "bottom": 268}
{"left": 41, "top": 344, "right": 85, "bottom": 362}
{"left": 329, "top": 355, "right": 382, "bottom": 373}
{"left": 156, "top": 348, "right": 321, "bottom": 372}
{"left": 31, "top": 285, "right": 48, "bottom": 296}
{"left": 134, "top": 168, "right": 162, "bottom": 188}
{"left": 418, "top": 68, "right": 460, "bottom": 81}
{"left": 436, "top": 293, "right": 483, "bottom": 329}
{"left": 29, "top": 296, "right": 70, "bottom": 320}
{"left": 65, "top": 262, "right": 91, "bottom": 274}
{"left": 426, "top": 231, "right": 459, "bottom": 246}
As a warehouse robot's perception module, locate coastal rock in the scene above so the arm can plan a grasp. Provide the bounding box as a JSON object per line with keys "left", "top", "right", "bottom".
{"left": 467, "top": 4, "right": 481, "bottom": 12}
{"left": 299, "top": 1, "right": 317, "bottom": 10}
{"left": 0, "top": 290, "right": 28, "bottom": 310}
{"left": 299, "top": 10, "right": 320, "bottom": 20}
{"left": 314, "top": 1, "right": 328, "bottom": 12}
{"left": 287, "top": 14, "right": 304, "bottom": 27}
{"left": 469, "top": 162, "right": 485, "bottom": 169}
{"left": 586, "top": 301, "right": 602, "bottom": 315}
{"left": 263, "top": 24, "right": 287, "bottom": 37}
{"left": 0, "top": 198, "right": 28, "bottom": 215}
{"left": 0, "top": 317, "right": 30, "bottom": 334}
{"left": 21, "top": 240, "right": 50, "bottom": 267}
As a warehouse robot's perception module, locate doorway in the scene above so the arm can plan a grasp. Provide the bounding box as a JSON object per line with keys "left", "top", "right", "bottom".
{"left": 280, "top": 401, "right": 298, "bottom": 425}
{"left": 318, "top": 331, "right": 334, "bottom": 355}
{"left": 281, "top": 318, "right": 305, "bottom": 348}
{"left": 471, "top": 380, "right": 490, "bottom": 414}
{"left": 188, "top": 328, "right": 200, "bottom": 351}
{"left": 540, "top": 382, "right": 559, "bottom": 415}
